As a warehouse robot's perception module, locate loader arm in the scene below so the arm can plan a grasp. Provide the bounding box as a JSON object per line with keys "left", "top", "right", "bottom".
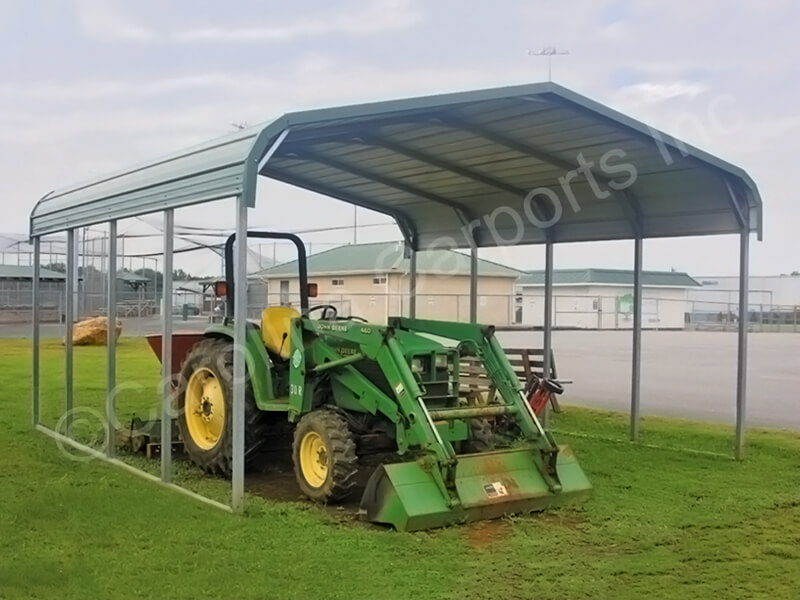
{"left": 290, "top": 317, "right": 590, "bottom": 530}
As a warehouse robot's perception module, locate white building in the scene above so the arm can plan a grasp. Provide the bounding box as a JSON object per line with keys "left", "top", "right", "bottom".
{"left": 516, "top": 268, "right": 700, "bottom": 330}
{"left": 689, "top": 274, "right": 800, "bottom": 312}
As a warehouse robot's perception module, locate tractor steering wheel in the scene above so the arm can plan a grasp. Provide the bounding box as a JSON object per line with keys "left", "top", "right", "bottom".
{"left": 308, "top": 304, "right": 338, "bottom": 320}
{"left": 337, "top": 315, "right": 368, "bottom": 323}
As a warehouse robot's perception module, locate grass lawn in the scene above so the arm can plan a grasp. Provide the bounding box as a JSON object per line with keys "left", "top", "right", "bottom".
{"left": 1, "top": 337, "right": 799, "bottom": 599}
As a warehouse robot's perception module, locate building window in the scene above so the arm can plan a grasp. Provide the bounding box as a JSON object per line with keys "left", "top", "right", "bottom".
{"left": 331, "top": 279, "right": 344, "bottom": 286}
{"left": 372, "top": 276, "right": 386, "bottom": 285}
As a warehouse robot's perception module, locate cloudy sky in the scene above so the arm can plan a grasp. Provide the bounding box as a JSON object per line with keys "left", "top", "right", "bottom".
{"left": 1, "top": 0, "right": 797, "bottom": 276}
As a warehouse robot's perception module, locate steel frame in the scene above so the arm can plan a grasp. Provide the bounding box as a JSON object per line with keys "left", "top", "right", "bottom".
{"left": 28, "top": 94, "right": 756, "bottom": 518}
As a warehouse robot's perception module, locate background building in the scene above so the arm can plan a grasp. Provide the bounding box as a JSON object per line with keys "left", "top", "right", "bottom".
{"left": 0, "top": 265, "right": 65, "bottom": 323}
{"left": 689, "top": 274, "right": 800, "bottom": 310}
{"left": 686, "top": 274, "right": 800, "bottom": 329}
{"left": 516, "top": 268, "right": 700, "bottom": 330}
{"left": 256, "top": 241, "right": 521, "bottom": 324}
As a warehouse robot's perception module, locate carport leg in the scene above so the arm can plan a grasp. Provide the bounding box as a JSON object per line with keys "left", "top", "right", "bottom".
{"left": 32, "top": 236, "right": 40, "bottom": 426}
{"left": 543, "top": 240, "right": 554, "bottom": 428}
{"left": 735, "top": 229, "right": 750, "bottom": 460}
{"left": 161, "top": 210, "right": 174, "bottom": 482}
{"left": 65, "top": 228, "right": 75, "bottom": 436}
{"left": 409, "top": 248, "right": 417, "bottom": 318}
{"left": 232, "top": 195, "right": 248, "bottom": 511}
{"left": 106, "top": 220, "right": 117, "bottom": 458}
{"left": 469, "top": 246, "right": 478, "bottom": 323}
{"left": 630, "top": 236, "right": 643, "bottom": 441}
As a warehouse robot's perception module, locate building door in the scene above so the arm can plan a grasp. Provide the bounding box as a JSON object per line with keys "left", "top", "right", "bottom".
{"left": 279, "top": 280, "right": 289, "bottom": 306}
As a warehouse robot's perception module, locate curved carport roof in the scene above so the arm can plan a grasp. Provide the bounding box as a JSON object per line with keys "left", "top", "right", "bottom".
{"left": 30, "top": 81, "right": 761, "bottom": 248}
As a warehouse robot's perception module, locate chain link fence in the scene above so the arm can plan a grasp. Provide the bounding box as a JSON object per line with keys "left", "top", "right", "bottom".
{"left": 2, "top": 275, "right": 799, "bottom": 334}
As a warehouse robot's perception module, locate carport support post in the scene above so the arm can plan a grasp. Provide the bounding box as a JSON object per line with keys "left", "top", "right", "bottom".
{"left": 32, "top": 236, "right": 40, "bottom": 426}
{"left": 630, "top": 236, "right": 643, "bottom": 441}
{"left": 106, "top": 220, "right": 117, "bottom": 458}
{"left": 409, "top": 248, "right": 417, "bottom": 318}
{"left": 161, "top": 210, "right": 174, "bottom": 483}
{"left": 735, "top": 229, "right": 750, "bottom": 460}
{"left": 232, "top": 195, "right": 248, "bottom": 511}
{"left": 65, "top": 228, "right": 75, "bottom": 437}
{"left": 469, "top": 246, "right": 478, "bottom": 323}
{"left": 542, "top": 241, "right": 554, "bottom": 428}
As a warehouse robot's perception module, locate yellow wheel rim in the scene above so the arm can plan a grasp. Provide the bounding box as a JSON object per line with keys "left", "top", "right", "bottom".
{"left": 184, "top": 367, "right": 225, "bottom": 450}
{"left": 299, "top": 431, "right": 328, "bottom": 488}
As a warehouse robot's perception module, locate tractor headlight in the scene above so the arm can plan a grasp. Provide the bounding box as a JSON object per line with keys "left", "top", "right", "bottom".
{"left": 411, "top": 357, "right": 425, "bottom": 373}
{"left": 435, "top": 354, "right": 448, "bottom": 369}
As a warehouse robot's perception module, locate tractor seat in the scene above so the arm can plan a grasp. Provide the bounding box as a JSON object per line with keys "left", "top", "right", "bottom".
{"left": 261, "top": 306, "right": 300, "bottom": 359}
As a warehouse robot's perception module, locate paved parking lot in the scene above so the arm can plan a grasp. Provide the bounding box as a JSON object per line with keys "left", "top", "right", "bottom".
{"left": 498, "top": 329, "right": 800, "bottom": 430}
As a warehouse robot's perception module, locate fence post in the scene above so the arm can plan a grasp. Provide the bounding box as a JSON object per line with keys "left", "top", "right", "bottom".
{"left": 795, "top": 305, "right": 798, "bottom": 333}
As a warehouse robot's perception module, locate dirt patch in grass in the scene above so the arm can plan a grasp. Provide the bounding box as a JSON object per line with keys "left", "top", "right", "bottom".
{"left": 464, "top": 518, "right": 512, "bottom": 548}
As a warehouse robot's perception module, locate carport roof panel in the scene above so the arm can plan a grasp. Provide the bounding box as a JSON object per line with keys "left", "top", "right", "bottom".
{"left": 30, "top": 82, "right": 762, "bottom": 247}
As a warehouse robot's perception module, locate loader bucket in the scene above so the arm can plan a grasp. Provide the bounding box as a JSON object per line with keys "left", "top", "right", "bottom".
{"left": 359, "top": 446, "right": 591, "bottom": 532}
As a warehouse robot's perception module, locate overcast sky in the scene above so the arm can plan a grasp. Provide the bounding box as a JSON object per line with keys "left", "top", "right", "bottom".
{"left": 1, "top": 0, "right": 797, "bottom": 276}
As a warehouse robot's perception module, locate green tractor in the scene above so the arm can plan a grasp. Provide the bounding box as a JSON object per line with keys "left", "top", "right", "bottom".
{"left": 151, "top": 231, "right": 591, "bottom": 531}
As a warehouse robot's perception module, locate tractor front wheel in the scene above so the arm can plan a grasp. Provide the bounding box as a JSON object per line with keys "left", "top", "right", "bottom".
{"left": 292, "top": 410, "right": 358, "bottom": 502}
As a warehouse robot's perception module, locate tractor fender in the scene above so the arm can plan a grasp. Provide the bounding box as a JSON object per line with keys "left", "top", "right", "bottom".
{"left": 202, "top": 323, "right": 275, "bottom": 408}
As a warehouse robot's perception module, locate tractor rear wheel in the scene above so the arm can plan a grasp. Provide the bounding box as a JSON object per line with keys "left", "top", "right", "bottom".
{"left": 292, "top": 410, "right": 358, "bottom": 502}
{"left": 176, "top": 338, "right": 267, "bottom": 476}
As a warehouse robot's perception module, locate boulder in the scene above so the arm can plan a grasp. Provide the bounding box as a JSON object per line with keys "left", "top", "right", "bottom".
{"left": 71, "top": 316, "right": 122, "bottom": 346}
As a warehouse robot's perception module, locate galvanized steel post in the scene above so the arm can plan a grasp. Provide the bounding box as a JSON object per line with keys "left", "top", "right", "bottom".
{"left": 65, "top": 228, "right": 75, "bottom": 437}
{"left": 542, "top": 241, "right": 554, "bottom": 428}
{"left": 161, "top": 210, "right": 174, "bottom": 482}
{"left": 409, "top": 248, "right": 417, "bottom": 318}
{"left": 32, "top": 237, "right": 40, "bottom": 426}
{"left": 232, "top": 195, "right": 248, "bottom": 511}
{"left": 630, "top": 236, "right": 643, "bottom": 441}
{"left": 106, "top": 220, "right": 117, "bottom": 458}
{"left": 735, "top": 228, "right": 750, "bottom": 460}
{"left": 469, "top": 246, "right": 478, "bottom": 323}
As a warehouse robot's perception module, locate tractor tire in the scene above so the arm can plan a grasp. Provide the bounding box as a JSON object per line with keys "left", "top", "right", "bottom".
{"left": 463, "top": 418, "right": 495, "bottom": 453}
{"left": 176, "top": 338, "right": 268, "bottom": 476}
{"left": 292, "top": 410, "right": 358, "bottom": 503}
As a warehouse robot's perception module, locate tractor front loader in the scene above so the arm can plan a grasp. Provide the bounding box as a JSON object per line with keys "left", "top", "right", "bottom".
{"left": 147, "top": 231, "right": 591, "bottom": 531}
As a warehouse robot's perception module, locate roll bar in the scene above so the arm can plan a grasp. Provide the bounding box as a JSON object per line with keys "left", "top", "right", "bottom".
{"left": 224, "top": 231, "right": 310, "bottom": 318}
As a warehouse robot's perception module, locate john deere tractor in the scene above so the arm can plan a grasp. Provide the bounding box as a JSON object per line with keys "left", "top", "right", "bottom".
{"left": 152, "top": 231, "right": 590, "bottom": 531}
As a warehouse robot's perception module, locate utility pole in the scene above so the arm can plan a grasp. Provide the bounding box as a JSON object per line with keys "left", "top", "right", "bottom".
{"left": 527, "top": 46, "right": 570, "bottom": 81}
{"left": 353, "top": 205, "right": 358, "bottom": 244}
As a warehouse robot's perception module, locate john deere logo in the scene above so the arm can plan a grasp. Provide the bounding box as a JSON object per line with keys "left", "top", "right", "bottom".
{"left": 292, "top": 349, "right": 303, "bottom": 368}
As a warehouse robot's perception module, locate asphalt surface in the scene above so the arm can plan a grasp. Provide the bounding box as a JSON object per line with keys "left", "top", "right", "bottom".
{"left": 7, "top": 318, "right": 798, "bottom": 430}
{"left": 497, "top": 329, "right": 800, "bottom": 430}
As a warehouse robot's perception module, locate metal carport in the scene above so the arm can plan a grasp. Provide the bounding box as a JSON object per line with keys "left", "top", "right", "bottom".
{"left": 30, "top": 81, "right": 761, "bottom": 510}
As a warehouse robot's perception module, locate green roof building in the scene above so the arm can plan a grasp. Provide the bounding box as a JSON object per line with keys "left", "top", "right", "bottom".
{"left": 516, "top": 268, "right": 700, "bottom": 330}
{"left": 256, "top": 241, "right": 521, "bottom": 325}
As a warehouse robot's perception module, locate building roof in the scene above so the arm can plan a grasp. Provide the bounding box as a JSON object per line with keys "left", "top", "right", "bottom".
{"left": 30, "top": 82, "right": 761, "bottom": 249}
{"left": 256, "top": 241, "right": 522, "bottom": 279}
{"left": 518, "top": 268, "right": 700, "bottom": 288}
{"left": 0, "top": 265, "right": 65, "bottom": 280}
{"left": 118, "top": 271, "right": 151, "bottom": 283}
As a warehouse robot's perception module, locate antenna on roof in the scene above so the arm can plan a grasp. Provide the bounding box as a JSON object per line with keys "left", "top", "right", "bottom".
{"left": 527, "top": 46, "right": 570, "bottom": 81}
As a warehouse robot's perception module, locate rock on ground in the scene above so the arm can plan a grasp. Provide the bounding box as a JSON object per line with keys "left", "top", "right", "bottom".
{"left": 71, "top": 316, "right": 122, "bottom": 346}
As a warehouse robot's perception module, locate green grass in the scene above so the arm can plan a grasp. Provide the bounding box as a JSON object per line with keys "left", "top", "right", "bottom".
{"left": 1, "top": 338, "right": 799, "bottom": 599}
